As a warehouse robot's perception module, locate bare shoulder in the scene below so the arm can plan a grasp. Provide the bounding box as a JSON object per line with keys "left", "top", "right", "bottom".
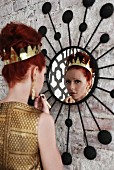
{"left": 0, "top": 100, "right": 4, "bottom": 103}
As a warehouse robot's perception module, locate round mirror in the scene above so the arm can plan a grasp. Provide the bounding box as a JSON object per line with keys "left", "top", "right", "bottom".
{"left": 46, "top": 46, "right": 98, "bottom": 104}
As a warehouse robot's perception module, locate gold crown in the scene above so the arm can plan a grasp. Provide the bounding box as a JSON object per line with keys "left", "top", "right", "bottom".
{"left": 66, "top": 56, "right": 92, "bottom": 74}
{"left": 3, "top": 45, "right": 41, "bottom": 65}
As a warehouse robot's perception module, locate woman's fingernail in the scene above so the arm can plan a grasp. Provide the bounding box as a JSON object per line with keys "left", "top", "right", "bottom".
{"left": 40, "top": 94, "right": 45, "bottom": 98}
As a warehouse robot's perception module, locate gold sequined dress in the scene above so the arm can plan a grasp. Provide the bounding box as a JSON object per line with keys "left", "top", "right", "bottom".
{"left": 0, "top": 102, "right": 42, "bottom": 170}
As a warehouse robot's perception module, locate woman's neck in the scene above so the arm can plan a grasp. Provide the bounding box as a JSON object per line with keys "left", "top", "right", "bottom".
{"left": 75, "top": 92, "right": 87, "bottom": 102}
{"left": 1, "top": 80, "right": 31, "bottom": 104}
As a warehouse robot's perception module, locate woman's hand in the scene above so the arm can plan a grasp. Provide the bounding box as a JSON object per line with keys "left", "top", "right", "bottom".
{"left": 64, "top": 96, "right": 75, "bottom": 103}
{"left": 34, "top": 94, "right": 50, "bottom": 114}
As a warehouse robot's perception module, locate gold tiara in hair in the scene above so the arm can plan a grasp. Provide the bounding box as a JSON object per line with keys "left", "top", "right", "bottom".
{"left": 66, "top": 56, "right": 92, "bottom": 74}
{"left": 3, "top": 45, "right": 41, "bottom": 65}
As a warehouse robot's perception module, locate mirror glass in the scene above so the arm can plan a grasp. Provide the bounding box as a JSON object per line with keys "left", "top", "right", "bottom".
{"left": 47, "top": 46, "right": 97, "bottom": 103}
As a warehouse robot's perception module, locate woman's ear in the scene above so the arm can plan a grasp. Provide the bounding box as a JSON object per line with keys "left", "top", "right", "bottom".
{"left": 31, "top": 66, "right": 39, "bottom": 81}
{"left": 88, "top": 80, "right": 92, "bottom": 90}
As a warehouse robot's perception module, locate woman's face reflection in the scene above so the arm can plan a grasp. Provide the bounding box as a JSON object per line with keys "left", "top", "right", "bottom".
{"left": 65, "top": 66, "right": 92, "bottom": 102}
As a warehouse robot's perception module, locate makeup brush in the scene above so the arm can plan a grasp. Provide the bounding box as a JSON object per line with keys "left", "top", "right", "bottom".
{"left": 40, "top": 94, "right": 51, "bottom": 109}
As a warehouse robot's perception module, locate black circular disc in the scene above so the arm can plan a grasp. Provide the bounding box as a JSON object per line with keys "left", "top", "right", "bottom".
{"left": 42, "top": 2, "right": 51, "bottom": 14}
{"left": 38, "top": 26, "right": 47, "bottom": 37}
{"left": 61, "top": 152, "right": 72, "bottom": 165}
{"left": 100, "top": 3, "right": 114, "bottom": 19}
{"left": 110, "top": 89, "right": 114, "bottom": 98}
{"left": 84, "top": 146, "right": 97, "bottom": 160}
{"left": 65, "top": 118, "right": 73, "bottom": 127}
{"left": 79, "top": 22, "right": 87, "bottom": 32}
{"left": 41, "top": 49, "right": 47, "bottom": 56}
{"left": 62, "top": 10, "right": 73, "bottom": 23}
{"left": 98, "top": 130, "right": 112, "bottom": 145}
{"left": 100, "top": 33, "right": 109, "bottom": 43}
{"left": 54, "top": 32, "right": 61, "bottom": 40}
{"left": 82, "top": 0, "right": 95, "bottom": 8}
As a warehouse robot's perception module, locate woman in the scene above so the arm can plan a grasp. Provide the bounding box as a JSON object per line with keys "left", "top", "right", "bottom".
{"left": 0, "top": 22, "right": 63, "bottom": 170}
{"left": 64, "top": 51, "right": 94, "bottom": 103}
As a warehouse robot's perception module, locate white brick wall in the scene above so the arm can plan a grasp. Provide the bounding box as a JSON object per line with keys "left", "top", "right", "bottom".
{"left": 0, "top": 0, "right": 114, "bottom": 169}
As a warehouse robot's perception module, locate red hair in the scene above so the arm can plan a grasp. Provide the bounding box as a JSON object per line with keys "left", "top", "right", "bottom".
{"left": 65, "top": 51, "right": 94, "bottom": 82}
{"left": 0, "top": 22, "right": 45, "bottom": 87}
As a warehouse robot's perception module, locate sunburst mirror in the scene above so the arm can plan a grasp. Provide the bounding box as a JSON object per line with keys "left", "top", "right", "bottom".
{"left": 28, "top": 0, "right": 114, "bottom": 165}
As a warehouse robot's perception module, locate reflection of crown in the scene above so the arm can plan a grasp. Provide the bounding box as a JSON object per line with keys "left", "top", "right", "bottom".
{"left": 66, "top": 55, "right": 92, "bottom": 74}
{"left": 3, "top": 45, "right": 41, "bottom": 65}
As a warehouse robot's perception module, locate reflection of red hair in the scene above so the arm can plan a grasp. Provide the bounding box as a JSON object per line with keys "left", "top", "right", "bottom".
{"left": 66, "top": 51, "right": 94, "bottom": 82}
{"left": 0, "top": 22, "right": 45, "bottom": 87}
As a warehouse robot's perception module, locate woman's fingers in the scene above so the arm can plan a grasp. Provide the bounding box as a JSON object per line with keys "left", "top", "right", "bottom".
{"left": 65, "top": 96, "right": 75, "bottom": 103}
{"left": 34, "top": 96, "right": 39, "bottom": 108}
{"left": 34, "top": 96, "right": 43, "bottom": 108}
{"left": 34, "top": 94, "right": 51, "bottom": 114}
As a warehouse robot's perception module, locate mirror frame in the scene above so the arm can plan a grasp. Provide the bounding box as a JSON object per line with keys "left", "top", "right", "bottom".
{"left": 46, "top": 46, "right": 99, "bottom": 104}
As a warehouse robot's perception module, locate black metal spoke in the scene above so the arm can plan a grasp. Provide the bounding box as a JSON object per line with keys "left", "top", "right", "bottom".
{"left": 91, "top": 42, "right": 100, "bottom": 53}
{"left": 66, "top": 126, "right": 70, "bottom": 152}
{"left": 96, "top": 46, "right": 114, "bottom": 61}
{"left": 49, "top": 99, "right": 57, "bottom": 111}
{"left": 48, "top": 13, "right": 63, "bottom": 50}
{"left": 78, "top": 32, "right": 83, "bottom": 47}
{"left": 68, "top": 23, "right": 72, "bottom": 47}
{"left": 83, "top": 8, "right": 88, "bottom": 22}
{"left": 98, "top": 64, "right": 114, "bottom": 70}
{"left": 47, "top": 95, "right": 53, "bottom": 101}
{"left": 46, "top": 54, "right": 51, "bottom": 61}
{"left": 45, "top": 35, "right": 57, "bottom": 54}
{"left": 98, "top": 77, "right": 114, "bottom": 80}
{"left": 96, "top": 86, "right": 110, "bottom": 93}
{"left": 55, "top": 103, "right": 63, "bottom": 123}
{"left": 78, "top": 8, "right": 88, "bottom": 46}
{"left": 84, "top": 19, "right": 103, "bottom": 49}
{"left": 48, "top": 12, "right": 56, "bottom": 33}
{"left": 92, "top": 94, "right": 114, "bottom": 115}
{"left": 41, "top": 89, "right": 49, "bottom": 94}
{"left": 77, "top": 104, "right": 88, "bottom": 146}
{"left": 66, "top": 105, "right": 71, "bottom": 152}
{"left": 85, "top": 101, "right": 101, "bottom": 131}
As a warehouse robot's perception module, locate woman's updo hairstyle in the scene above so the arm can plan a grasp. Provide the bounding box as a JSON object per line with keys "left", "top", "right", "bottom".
{"left": 65, "top": 51, "right": 95, "bottom": 82}
{"left": 0, "top": 22, "right": 45, "bottom": 87}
